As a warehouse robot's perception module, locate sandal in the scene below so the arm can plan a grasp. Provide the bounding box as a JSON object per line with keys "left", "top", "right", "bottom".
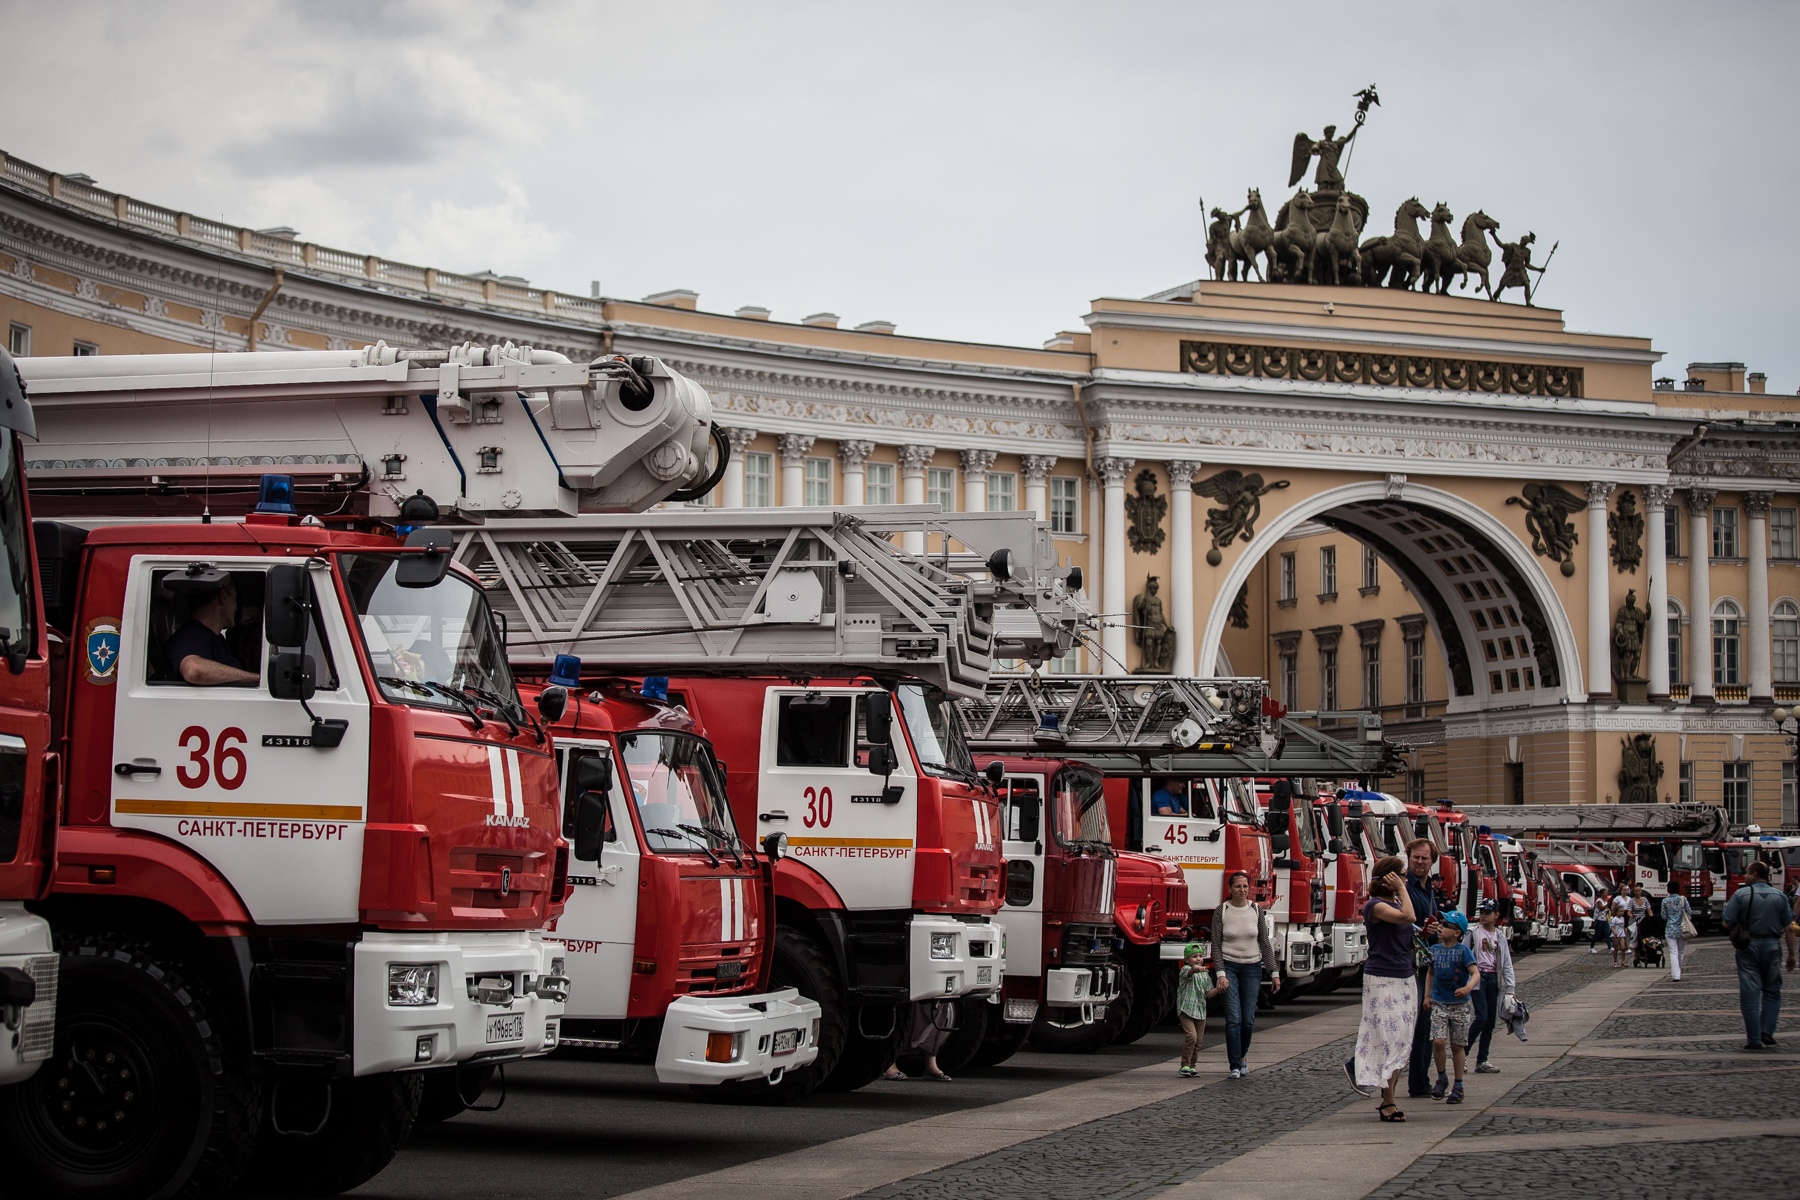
{"left": 1378, "top": 1103, "right": 1406, "bottom": 1122}
{"left": 924, "top": 1069, "right": 953, "bottom": 1082}
{"left": 882, "top": 1068, "right": 909, "bottom": 1082}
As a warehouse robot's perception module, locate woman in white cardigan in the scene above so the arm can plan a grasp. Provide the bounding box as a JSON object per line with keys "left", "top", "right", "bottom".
{"left": 1206, "top": 870, "right": 1281, "bottom": 1078}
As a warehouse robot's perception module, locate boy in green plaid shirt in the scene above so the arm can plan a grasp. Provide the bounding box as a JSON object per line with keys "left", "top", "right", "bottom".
{"left": 1177, "top": 943, "right": 1229, "bottom": 1076}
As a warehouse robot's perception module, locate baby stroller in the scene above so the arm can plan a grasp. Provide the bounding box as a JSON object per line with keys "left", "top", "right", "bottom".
{"left": 1634, "top": 917, "right": 1666, "bottom": 969}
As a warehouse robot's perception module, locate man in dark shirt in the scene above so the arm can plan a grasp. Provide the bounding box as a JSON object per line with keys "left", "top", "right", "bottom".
{"left": 166, "top": 578, "right": 259, "bottom": 686}
{"left": 1151, "top": 779, "right": 1188, "bottom": 817}
{"left": 1722, "top": 860, "right": 1799, "bottom": 1051}
{"left": 1404, "top": 835, "right": 1442, "bottom": 1098}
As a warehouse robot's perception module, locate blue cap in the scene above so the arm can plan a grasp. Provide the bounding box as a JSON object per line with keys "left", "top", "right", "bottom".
{"left": 549, "top": 654, "right": 582, "bottom": 689}
{"left": 1440, "top": 911, "right": 1469, "bottom": 933}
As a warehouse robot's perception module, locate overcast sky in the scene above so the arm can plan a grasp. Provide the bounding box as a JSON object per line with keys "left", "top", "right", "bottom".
{"left": 4, "top": 1, "right": 1796, "bottom": 389}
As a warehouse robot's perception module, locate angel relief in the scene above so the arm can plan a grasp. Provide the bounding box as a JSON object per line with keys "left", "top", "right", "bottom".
{"left": 1505, "top": 482, "right": 1584, "bottom": 576}
{"left": 1193, "top": 469, "right": 1290, "bottom": 566}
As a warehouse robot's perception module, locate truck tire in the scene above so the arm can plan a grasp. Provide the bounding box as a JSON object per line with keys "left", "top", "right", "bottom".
{"left": 963, "top": 1015, "right": 1032, "bottom": 1069}
{"left": 1028, "top": 966, "right": 1133, "bottom": 1053}
{"left": 414, "top": 1064, "right": 496, "bottom": 1124}
{"left": 710, "top": 926, "right": 843, "bottom": 1105}
{"left": 818, "top": 1006, "right": 898, "bottom": 1093}
{"left": 236, "top": 1073, "right": 421, "bottom": 1197}
{"left": 0, "top": 939, "right": 261, "bottom": 1200}
{"left": 1112, "top": 960, "right": 1171, "bottom": 1046}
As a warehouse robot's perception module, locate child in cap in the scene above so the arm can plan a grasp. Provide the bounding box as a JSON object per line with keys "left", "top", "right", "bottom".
{"left": 1176, "top": 942, "right": 1229, "bottom": 1076}
{"left": 1424, "top": 910, "right": 1479, "bottom": 1103}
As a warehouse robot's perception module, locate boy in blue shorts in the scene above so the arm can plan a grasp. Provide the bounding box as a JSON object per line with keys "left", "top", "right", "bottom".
{"left": 1424, "top": 910, "right": 1479, "bottom": 1103}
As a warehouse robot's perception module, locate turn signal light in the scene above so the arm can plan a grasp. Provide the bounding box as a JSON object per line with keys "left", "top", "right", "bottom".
{"left": 633, "top": 959, "right": 657, "bottom": 975}
{"left": 705, "top": 1031, "right": 741, "bottom": 1063}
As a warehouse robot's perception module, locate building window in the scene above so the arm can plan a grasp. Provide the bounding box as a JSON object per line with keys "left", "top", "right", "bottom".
{"left": 1664, "top": 505, "right": 1681, "bottom": 557}
{"left": 1775, "top": 600, "right": 1800, "bottom": 685}
{"left": 1712, "top": 506, "right": 1740, "bottom": 559}
{"left": 1713, "top": 598, "right": 1742, "bottom": 685}
{"left": 743, "top": 452, "right": 773, "bottom": 508}
{"left": 72, "top": 340, "right": 99, "bottom": 356}
{"left": 1049, "top": 646, "right": 1081, "bottom": 674}
{"left": 1278, "top": 649, "right": 1298, "bottom": 710}
{"left": 1505, "top": 762, "right": 1525, "bottom": 806}
{"left": 865, "top": 462, "right": 895, "bottom": 505}
{"left": 1723, "top": 761, "right": 1752, "bottom": 825}
{"left": 1361, "top": 545, "right": 1380, "bottom": 593}
{"left": 986, "top": 472, "right": 1016, "bottom": 512}
{"left": 1668, "top": 599, "right": 1684, "bottom": 685}
{"left": 1774, "top": 508, "right": 1799, "bottom": 560}
{"left": 1362, "top": 641, "right": 1381, "bottom": 710}
{"left": 1405, "top": 636, "right": 1427, "bottom": 707}
{"left": 1279, "top": 552, "right": 1297, "bottom": 605}
{"left": 1785, "top": 762, "right": 1797, "bottom": 828}
{"left": 6, "top": 324, "right": 27, "bottom": 357}
{"left": 927, "top": 467, "right": 955, "bottom": 512}
{"left": 1407, "top": 770, "right": 1426, "bottom": 807}
{"left": 1049, "top": 477, "right": 1079, "bottom": 533}
{"left": 1678, "top": 761, "right": 1693, "bottom": 805}
{"left": 1319, "top": 645, "right": 1338, "bottom": 711}
{"left": 1319, "top": 546, "right": 1337, "bottom": 598}
{"left": 803, "top": 458, "right": 833, "bottom": 507}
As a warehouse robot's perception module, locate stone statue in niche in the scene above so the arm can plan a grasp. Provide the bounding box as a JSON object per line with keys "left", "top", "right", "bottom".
{"left": 1124, "top": 469, "right": 1167, "bottom": 554}
{"left": 1505, "top": 482, "right": 1585, "bottom": 576}
{"left": 1612, "top": 589, "right": 1649, "bottom": 701}
{"left": 1609, "top": 489, "right": 1644, "bottom": 574}
{"left": 1618, "top": 732, "right": 1664, "bottom": 805}
{"left": 1230, "top": 582, "right": 1251, "bottom": 629}
{"left": 1132, "top": 575, "right": 1176, "bottom": 674}
{"left": 1194, "top": 469, "right": 1290, "bottom": 566}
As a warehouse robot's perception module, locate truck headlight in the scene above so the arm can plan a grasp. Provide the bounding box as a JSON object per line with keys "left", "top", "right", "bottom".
{"left": 388, "top": 963, "right": 440, "bottom": 1007}
{"left": 930, "top": 932, "right": 957, "bottom": 960}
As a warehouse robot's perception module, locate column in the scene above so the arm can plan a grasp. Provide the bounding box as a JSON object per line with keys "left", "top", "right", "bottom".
{"left": 777, "top": 433, "right": 813, "bottom": 507}
{"left": 1021, "top": 455, "right": 1056, "bottom": 522}
{"left": 1748, "top": 491, "right": 1774, "bottom": 705}
{"left": 1097, "top": 456, "right": 1134, "bottom": 676}
{"left": 1586, "top": 481, "right": 1616, "bottom": 699}
{"left": 1166, "top": 460, "right": 1200, "bottom": 677}
{"left": 1687, "top": 488, "right": 1715, "bottom": 701}
{"left": 1645, "top": 484, "right": 1673, "bottom": 701}
{"left": 898, "top": 444, "right": 935, "bottom": 554}
{"left": 838, "top": 440, "right": 876, "bottom": 507}
{"left": 961, "top": 449, "right": 996, "bottom": 514}
{"left": 720, "top": 427, "right": 758, "bottom": 507}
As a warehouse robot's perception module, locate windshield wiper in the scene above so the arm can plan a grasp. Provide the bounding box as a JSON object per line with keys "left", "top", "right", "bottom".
{"left": 645, "top": 826, "right": 720, "bottom": 867}
{"left": 380, "top": 677, "right": 486, "bottom": 730}
{"left": 460, "top": 684, "right": 523, "bottom": 737}
{"left": 681, "top": 822, "right": 744, "bottom": 869}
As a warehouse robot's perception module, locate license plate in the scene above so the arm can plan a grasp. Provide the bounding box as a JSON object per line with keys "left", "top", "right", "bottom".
{"left": 717, "top": 960, "right": 744, "bottom": 981}
{"left": 977, "top": 966, "right": 993, "bottom": 984}
{"left": 485, "top": 1012, "right": 525, "bottom": 1044}
{"left": 772, "top": 1028, "right": 800, "bottom": 1056}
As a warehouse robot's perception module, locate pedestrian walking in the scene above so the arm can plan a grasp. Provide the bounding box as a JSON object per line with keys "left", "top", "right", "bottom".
{"left": 1175, "top": 943, "right": 1228, "bottom": 1076}
{"left": 1426, "top": 910, "right": 1479, "bottom": 1104}
{"left": 1402, "top": 836, "right": 1441, "bottom": 1099}
{"left": 1627, "top": 882, "right": 1653, "bottom": 962}
{"left": 882, "top": 999, "right": 956, "bottom": 1081}
{"left": 1588, "top": 885, "right": 1613, "bottom": 954}
{"left": 1344, "top": 854, "right": 1419, "bottom": 1122}
{"left": 1722, "top": 860, "right": 1800, "bottom": 1052}
{"left": 1208, "top": 869, "right": 1281, "bottom": 1078}
{"left": 1610, "top": 891, "right": 1631, "bottom": 968}
{"left": 1464, "top": 899, "right": 1516, "bottom": 1072}
{"left": 1661, "top": 888, "right": 1695, "bottom": 981}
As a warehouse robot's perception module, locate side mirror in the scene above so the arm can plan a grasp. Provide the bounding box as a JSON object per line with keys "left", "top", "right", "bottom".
{"left": 1270, "top": 833, "right": 1291, "bottom": 855}
{"left": 984, "top": 761, "right": 1006, "bottom": 786}
{"left": 537, "top": 686, "right": 569, "bottom": 725}
{"left": 1327, "top": 807, "right": 1346, "bottom": 838}
{"left": 572, "top": 791, "right": 610, "bottom": 863}
{"left": 1265, "top": 809, "right": 1290, "bottom": 836}
{"left": 576, "top": 754, "right": 613, "bottom": 796}
{"left": 1328, "top": 836, "right": 1346, "bottom": 855}
{"left": 396, "top": 546, "right": 451, "bottom": 589}
{"left": 270, "top": 651, "right": 316, "bottom": 701}
{"left": 762, "top": 831, "right": 788, "bottom": 861}
{"left": 867, "top": 745, "right": 900, "bottom": 776}
{"left": 1017, "top": 794, "right": 1041, "bottom": 843}
{"left": 1413, "top": 816, "right": 1431, "bottom": 838}
{"left": 1207, "top": 825, "right": 1223, "bottom": 843}
{"left": 864, "top": 692, "right": 893, "bottom": 746}
{"left": 265, "top": 564, "right": 310, "bottom": 647}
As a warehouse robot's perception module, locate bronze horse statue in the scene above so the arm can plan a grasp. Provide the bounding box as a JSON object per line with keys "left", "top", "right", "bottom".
{"left": 1416, "top": 202, "right": 1460, "bottom": 295}
{"left": 1221, "top": 188, "right": 1273, "bottom": 282}
{"left": 1268, "top": 191, "right": 1314, "bottom": 283}
{"left": 1358, "top": 197, "right": 1430, "bottom": 289}
{"left": 1311, "top": 194, "right": 1360, "bottom": 285}
{"left": 1451, "top": 210, "right": 1502, "bottom": 300}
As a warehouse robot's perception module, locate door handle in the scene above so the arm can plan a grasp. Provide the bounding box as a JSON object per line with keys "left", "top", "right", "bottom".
{"left": 114, "top": 761, "right": 161, "bottom": 778}
{"left": 759, "top": 810, "right": 788, "bottom": 822}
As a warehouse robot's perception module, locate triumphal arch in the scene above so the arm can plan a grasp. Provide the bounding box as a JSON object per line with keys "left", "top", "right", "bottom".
{"left": 2, "top": 99, "right": 1796, "bottom": 817}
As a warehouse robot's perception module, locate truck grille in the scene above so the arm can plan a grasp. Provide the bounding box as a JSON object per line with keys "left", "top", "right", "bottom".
{"left": 1060, "top": 922, "right": 1115, "bottom": 969}
{"left": 20, "top": 955, "right": 57, "bottom": 1063}
{"left": 678, "top": 943, "right": 762, "bottom": 994}
{"left": 449, "top": 850, "right": 547, "bottom": 912}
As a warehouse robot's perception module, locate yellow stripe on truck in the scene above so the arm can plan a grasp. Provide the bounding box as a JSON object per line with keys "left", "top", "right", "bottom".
{"left": 117, "top": 798, "right": 364, "bottom": 820}
{"left": 1178, "top": 862, "right": 1226, "bottom": 871}
{"left": 786, "top": 837, "right": 915, "bottom": 849}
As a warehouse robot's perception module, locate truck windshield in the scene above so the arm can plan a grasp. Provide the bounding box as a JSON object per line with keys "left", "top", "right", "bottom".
{"left": 1724, "top": 847, "right": 1756, "bottom": 877}
{"left": 0, "top": 429, "right": 30, "bottom": 662}
{"left": 340, "top": 554, "right": 519, "bottom": 715}
{"left": 1362, "top": 811, "right": 1401, "bottom": 856}
{"left": 618, "top": 732, "right": 736, "bottom": 854}
{"left": 1052, "top": 769, "right": 1110, "bottom": 847}
{"left": 1674, "top": 843, "right": 1706, "bottom": 871}
{"left": 1704, "top": 847, "right": 1725, "bottom": 875}
{"left": 897, "top": 684, "right": 976, "bottom": 780}
{"left": 1219, "top": 777, "right": 1258, "bottom": 824}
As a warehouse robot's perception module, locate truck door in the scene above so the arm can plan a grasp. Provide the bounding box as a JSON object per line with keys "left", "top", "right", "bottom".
{"left": 997, "top": 773, "right": 1045, "bottom": 978}
{"left": 551, "top": 740, "right": 636, "bottom": 1020}
{"left": 108, "top": 557, "right": 371, "bottom": 923}
{"left": 0, "top": 424, "right": 49, "bottom": 901}
{"left": 1636, "top": 841, "right": 1669, "bottom": 894}
{"left": 763, "top": 688, "right": 915, "bottom": 910}
{"left": 1143, "top": 778, "right": 1225, "bottom": 914}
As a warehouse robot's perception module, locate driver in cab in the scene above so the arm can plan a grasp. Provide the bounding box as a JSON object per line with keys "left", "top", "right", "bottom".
{"left": 166, "top": 575, "right": 259, "bottom": 686}
{"left": 1152, "top": 778, "right": 1189, "bottom": 817}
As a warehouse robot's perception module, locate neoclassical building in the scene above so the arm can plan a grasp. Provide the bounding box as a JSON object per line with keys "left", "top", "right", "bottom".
{"left": 3, "top": 148, "right": 1796, "bottom": 823}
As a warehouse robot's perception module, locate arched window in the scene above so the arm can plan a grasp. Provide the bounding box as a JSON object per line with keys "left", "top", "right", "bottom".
{"left": 1667, "top": 598, "right": 1685, "bottom": 685}
{"left": 1774, "top": 600, "right": 1800, "bottom": 685}
{"left": 1713, "top": 599, "right": 1742, "bottom": 686}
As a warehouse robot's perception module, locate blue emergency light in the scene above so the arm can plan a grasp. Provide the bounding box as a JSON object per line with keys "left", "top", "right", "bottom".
{"left": 549, "top": 654, "right": 582, "bottom": 688}
{"left": 255, "top": 474, "right": 297, "bottom": 515}
{"left": 641, "top": 676, "right": 670, "bottom": 702}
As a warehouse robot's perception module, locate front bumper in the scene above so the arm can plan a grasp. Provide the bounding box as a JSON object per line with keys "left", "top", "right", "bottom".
{"left": 908, "top": 914, "right": 1005, "bottom": 1001}
{"left": 352, "top": 930, "right": 567, "bottom": 1076}
{"left": 1282, "top": 926, "right": 1324, "bottom": 978}
{"left": 655, "top": 987, "right": 823, "bottom": 1085}
{"left": 1328, "top": 921, "right": 1368, "bottom": 968}
{"left": 0, "top": 904, "right": 56, "bottom": 1087}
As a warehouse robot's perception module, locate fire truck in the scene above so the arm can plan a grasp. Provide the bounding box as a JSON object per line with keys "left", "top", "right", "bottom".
{"left": 444, "top": 508, "right": 1084, "bottom": 1094}
{"left": 1523, "top": 839, "right": 1631, "bottom": 941}
{"left": 0, "top": 343, "right": 722, "bottom": 1197}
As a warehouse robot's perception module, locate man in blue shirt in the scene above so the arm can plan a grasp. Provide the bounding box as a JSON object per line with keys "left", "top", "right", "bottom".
{"left": 1151, "top": 779, "right": 1188, "bottom": 817}
{"left": 1403, "top": 836, "right": 1441, "bottom": 1097}
{"left": 1722, "top": 860, "right": 1799, "bottom": 1051}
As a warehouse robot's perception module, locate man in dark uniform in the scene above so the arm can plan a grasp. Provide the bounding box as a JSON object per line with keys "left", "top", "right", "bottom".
{"left": 166, "top": 576, "right": 259, "bottom": 686}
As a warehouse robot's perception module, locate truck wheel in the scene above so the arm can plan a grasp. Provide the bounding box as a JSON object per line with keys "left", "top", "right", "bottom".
{"left": 710, "top": 926, "right": 844, "bottom": 1105}
{"left": 415, "top": 1064, "right": 496, "bottom": 1123}
{"left": 1028, "top": 967, "right": 1133, "bottom": 1053}
{"left": 1112, "top": 960, "right": 1172, "bottom": 1046}
{"left": 0, "top": 939, "right": 261, "bottom": 1200}
{"left": 963, "top": 1016, "right": 1031, "bottom": 1069}
{"left": 236, "top": 1073, "right": 421, "bottom": 1197}
{"left": 896, "top": 997, "right": 988, "bottom": 1076}
{"left": 818, "top": 1007, "right": 897, "bottom": 1093}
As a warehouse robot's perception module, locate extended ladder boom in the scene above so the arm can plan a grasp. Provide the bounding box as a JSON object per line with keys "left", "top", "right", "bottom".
{"left": 18, "top": 342, "right": 719, "bottom": 516}
{"left": 1458, "top": 804, "right": 1728, "bottom": 841}
{"left": 432, "top": 507, "right": 1089, "bottom": 699}
{"left": 958, "top": 674, "right": 1272, "bottom": 755}
{"left": 1517, "top": 839, "right": 1633, "bottom": 869}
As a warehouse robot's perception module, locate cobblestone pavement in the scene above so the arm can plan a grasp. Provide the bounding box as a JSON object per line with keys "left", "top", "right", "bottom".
{"left": 1373, "top": 1136, "right": 1800, "bottom": 1199}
